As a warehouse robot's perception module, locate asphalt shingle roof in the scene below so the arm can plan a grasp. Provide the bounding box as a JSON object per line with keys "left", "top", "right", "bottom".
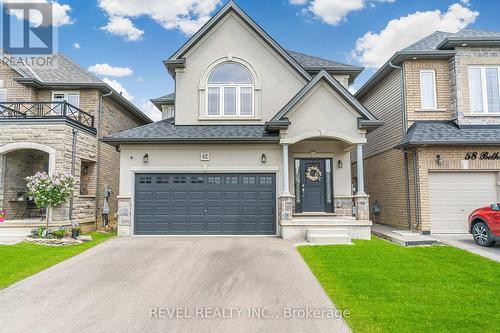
{"left": 287, "top": 50, "right": 360, "bottom": 70}
{"left": 402, "top": 31, "right": 454, "bottom": 51}
{"left": 398, "top": 121, "right": 500, "bottom": 147}
{"left": 151, "top": 93, "right": 175, "bottom": 103}
{"left": 403, "top": 28, "right": 500, "bottom": 52}
{"left": 102, "top": 118, "right": 280, "bottom": 144}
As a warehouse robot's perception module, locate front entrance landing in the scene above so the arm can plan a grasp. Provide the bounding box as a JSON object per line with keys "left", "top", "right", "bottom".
{"left": 372, "top": 224, "right": 438, "bottom": 246}
{"left": 0, "top": 237, "right": 350, "bottom": 333}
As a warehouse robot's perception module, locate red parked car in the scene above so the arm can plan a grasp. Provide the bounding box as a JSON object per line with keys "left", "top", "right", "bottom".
{"left": 468, "top": 203, "right": 500, "bottom": 247}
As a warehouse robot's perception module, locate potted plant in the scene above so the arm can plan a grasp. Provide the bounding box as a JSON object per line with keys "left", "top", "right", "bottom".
{"left": 25, "top": 171, "right": 75, "bottom": 237}
{"left": 0, "top": 210, "right": 5, "bottom": 223}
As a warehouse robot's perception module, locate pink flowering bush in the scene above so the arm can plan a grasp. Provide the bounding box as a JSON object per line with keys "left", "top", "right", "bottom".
{"left": 25, "top": 172, "right": 75, "bottom": 209}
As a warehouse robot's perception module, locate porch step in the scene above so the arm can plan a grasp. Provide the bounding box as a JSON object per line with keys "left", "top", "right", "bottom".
{"left": 306, "top": 229, "right": 352, "bottom": 245}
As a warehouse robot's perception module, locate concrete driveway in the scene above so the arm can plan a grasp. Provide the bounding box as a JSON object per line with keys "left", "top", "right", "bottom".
{"left": 0, "top": 237, "right": 350, "bottom": 333}
{"left": 434, "top": 234, "right": 500, "bottom": 262}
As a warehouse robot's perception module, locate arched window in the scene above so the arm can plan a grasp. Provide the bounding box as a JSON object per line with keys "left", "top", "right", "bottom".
{"left": 207, "top": 62, "right": 254, "bottom": 117}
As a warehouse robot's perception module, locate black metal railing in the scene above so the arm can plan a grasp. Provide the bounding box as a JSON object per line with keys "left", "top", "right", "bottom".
{"left": 0, "top": 101, "right": 95, "bottom": 129}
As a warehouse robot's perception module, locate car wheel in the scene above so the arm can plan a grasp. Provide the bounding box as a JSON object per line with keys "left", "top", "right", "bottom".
{"left": 472, "top": 222, "right": 495, "bottom": 247}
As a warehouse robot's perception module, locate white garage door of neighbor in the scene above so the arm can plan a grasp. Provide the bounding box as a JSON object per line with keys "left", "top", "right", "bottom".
{"left": 429, "top": 172, "right": 498, "bottom": 234}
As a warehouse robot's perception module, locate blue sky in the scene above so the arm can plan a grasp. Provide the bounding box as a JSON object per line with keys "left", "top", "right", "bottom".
{"left": 15, "top": 0, "right": 500, "bottom": 120}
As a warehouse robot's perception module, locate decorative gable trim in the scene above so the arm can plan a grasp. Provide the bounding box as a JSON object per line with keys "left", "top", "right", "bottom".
{"left": 266, "top": 70, "right": 382, "bottom": 131}
{"left": 165, "top": 1, "right": 311, "bottom": 81}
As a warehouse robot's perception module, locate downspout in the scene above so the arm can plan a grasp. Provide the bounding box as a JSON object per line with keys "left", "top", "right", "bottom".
{"left": 389, "top": 60, "right": 412, "bottom": 230}
{"left": 69, "top": 128, "right": 78, "bottom": 221}
{"left": 411, "top": 149, "right": 421, "bottom": 229}
{"left": 95, "top": 90, "right": 113, "bottom": 229}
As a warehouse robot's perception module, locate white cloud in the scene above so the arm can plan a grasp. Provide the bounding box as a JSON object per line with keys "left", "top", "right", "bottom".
{"left": 141, "top": 100, "right": 162, "bottom": 122}
{"left": 103, "top": 77, "right": 134, "bottom": 101}
{"left": 97, "top": 0, "right": 221, "bottom": 38}
{"left": 1, "top": 0, "right": 73, "bottom": 27}
{"left": 100, "top": 16, "right": 144, "bottom": 41}
{"left": 290, "top": 0, "right": 394, "bottom": 25}
{"left": 88, "top": 63, "right": 133, "bottom": 77}
{"left": 352, "top": 3, "right": 478, "bottom": 68}
{"left": 73, "top": 42, "right": 80, "bottom": 49}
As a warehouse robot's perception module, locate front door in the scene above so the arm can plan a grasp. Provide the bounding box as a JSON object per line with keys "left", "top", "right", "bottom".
{"left": 299, "top": 159, "right": 326, "bottom": 212}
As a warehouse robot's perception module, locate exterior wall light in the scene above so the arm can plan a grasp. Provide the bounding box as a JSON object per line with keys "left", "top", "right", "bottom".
{"left": 436, "top": 154, "right": 443, "bottom": 165}
{"left": 143, "top": 154, "right": 149, "bottom": 164}
{"left": 337, "top": 160, "right": 343, "bottom": 169}
{"left": 261, "top": 153, "right": 267, "bottom": 164}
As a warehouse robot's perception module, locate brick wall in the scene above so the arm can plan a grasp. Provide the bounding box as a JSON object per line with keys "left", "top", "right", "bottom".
{"left": 0, "top": 64, "right": 38, "bottom": 101}
{"left": 452, "top": 47, "right": 500, "bottom": 125}
{"left": 413, "top": 145, "right": 500, "bottom": 232}
{"left": 403, "top": 59, "right": 454, "bottom": 126}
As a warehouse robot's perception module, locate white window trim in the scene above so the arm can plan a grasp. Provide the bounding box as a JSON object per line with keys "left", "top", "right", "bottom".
{"left": 52, "top": 91, "right": 80, "bottom": 108}
{"left": 419, "top": 69, "right": 438, "bottom": 110}
{"left": 468, "top": 65, "right": 500, "bottom": 115}
{"left": 206, "top": 84, "right": 254, "bottom": 117}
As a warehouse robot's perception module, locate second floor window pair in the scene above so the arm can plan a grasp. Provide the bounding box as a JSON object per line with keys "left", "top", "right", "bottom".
{"left": 469, "top": 66, "right": 500, "bottom": 114}
{"left": 207, "top": 62, "right": 254, "bottom": 117}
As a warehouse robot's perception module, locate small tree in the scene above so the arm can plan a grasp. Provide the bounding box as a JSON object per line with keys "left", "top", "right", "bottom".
{"left": 26, "top": 171, "right": 75, "bottom": 235}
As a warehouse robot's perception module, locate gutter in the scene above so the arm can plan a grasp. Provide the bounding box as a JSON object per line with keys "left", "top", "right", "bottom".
{"left": 95, "top": 90, "right": 113, "bottom": 228}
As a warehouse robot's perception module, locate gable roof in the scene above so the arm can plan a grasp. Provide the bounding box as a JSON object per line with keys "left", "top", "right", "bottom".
{"left": 397, "top": 121, "right": 500, "bottom": 148}
{"left": 1, "top": 53, "right": 152, "bottom": 123}
{"left": 151, "top": 93, "right": 175, "bottom": 110}
{"left": 267, "top": 70, "right": 382, "bottom": 131}
{"left": 287, "top": 50, "right": 363, "bottom": 84}
{"left": 165, "top": 1, "right": 311, "bottom": 81}
{"left": 101, "top": 118, "right": 279, "bottom": 145}
{"left": 357, "top": 28, "right": 500, "bottom": 99}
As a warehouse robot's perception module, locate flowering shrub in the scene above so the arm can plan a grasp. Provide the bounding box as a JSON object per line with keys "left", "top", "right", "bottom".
{"left": 25, "top": 172, "right": 75, "bottom": 209}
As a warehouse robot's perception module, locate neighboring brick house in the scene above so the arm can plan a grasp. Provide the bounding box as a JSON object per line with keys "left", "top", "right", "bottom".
{"left": 355, "top": 29, "right": 500, "bottom": 235}
{"left": 0, "top": 54, "right": 151, "bottom": 233}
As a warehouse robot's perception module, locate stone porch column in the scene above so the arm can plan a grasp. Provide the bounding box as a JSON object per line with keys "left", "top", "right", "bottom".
{"left": 355, "top": 144, "right": 369, "bottom": 220}
{"left": 117, "top": 196, "right": 132, "bottom": 236}
{"left": 279, "top": 144, "right": 294, "bottom": 224}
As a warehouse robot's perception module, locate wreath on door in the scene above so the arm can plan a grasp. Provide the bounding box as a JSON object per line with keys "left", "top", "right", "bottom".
{"left": 305, "top": 165, "right": 322, "bottom": 182}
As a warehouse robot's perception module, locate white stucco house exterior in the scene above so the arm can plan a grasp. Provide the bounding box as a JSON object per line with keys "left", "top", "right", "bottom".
{"left": 103, "top": 2, "right": 383, "bottom": 243}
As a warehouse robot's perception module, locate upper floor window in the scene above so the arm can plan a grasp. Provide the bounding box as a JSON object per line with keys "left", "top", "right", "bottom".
{"left": 207, "top": 62, "right": 254, "bottom": 117}
{"left": 420, "top": 70, "right": 437, "bottom": 109}
{"left": 469, "top": 66, "right": 500, "bottom": 114}
{"left": 52, "top": 91, "right": 80, "bottom": 108}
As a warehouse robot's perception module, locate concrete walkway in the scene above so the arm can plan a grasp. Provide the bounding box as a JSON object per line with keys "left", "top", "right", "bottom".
{"left": 433, "top": 234, "right": 500, "bottom": 262}
{"left": 0, "top": 237, "right": 350, "bottom": 333}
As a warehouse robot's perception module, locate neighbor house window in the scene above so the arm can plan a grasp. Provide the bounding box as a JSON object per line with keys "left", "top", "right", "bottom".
{"left": 0, "top": 89, "right": 7, "bottom": 102}
{"left": 207, "top": 62, "right": 254, "bottom": 117}
{"left": 469, "top": 66, "right": 500, "bottom": 114}
{"left": 420, "top": 70, "right": 437, "bottom": 109}
{"left": 52, "top": 91, "right": 80, "bottom": 115}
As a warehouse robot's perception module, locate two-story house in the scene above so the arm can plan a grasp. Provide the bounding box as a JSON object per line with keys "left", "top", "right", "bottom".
{"left": 0, "top": 53, "right": 151, "bottom": 238}
{"left": 355, "top": 29, "right": 500, "bottom": 235}
{"left": 103, "top": 2, "right": 383, "bottom": 243}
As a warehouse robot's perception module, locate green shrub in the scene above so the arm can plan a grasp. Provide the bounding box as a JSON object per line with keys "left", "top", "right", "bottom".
{"left": 50, "top": 230, "right": 66, "bottom": 239}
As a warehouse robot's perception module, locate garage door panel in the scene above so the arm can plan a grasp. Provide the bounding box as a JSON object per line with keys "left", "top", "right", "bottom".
{"left": 134, "top": 173, "right": 276, "bottom": 235}
{"left": 429, "top": 172, "right": 498, "bottom": 234}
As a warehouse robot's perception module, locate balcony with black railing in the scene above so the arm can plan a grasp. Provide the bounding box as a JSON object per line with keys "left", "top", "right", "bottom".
{"left": 0, "top": 101, "right": 95, "bottom": 131}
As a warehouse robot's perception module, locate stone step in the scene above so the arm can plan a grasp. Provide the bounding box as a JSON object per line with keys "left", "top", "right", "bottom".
{"left": 307, "top": 229, "right": 352, "bottom": 245}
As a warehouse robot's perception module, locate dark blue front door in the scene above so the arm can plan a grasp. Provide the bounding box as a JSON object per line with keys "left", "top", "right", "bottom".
{"left": 300, "top": 159, "right": 326, "bottom": 212}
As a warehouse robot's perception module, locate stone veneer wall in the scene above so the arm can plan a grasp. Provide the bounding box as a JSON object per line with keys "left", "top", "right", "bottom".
{"left": 451, "top": 47, "right": 500, "bottom": 125}
{"left": 0, "top": 124, "right": 98, "bottom": 226}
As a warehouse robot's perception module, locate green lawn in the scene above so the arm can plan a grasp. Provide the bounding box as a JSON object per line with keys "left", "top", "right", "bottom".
{"left": 298, "top": 237, "right": 500, "bottom": 333}
{"left": 0, "top": 232, "right": 115, "bottom": 289}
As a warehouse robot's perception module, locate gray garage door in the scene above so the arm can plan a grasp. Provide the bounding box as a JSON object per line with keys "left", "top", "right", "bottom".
{"left": 134, "top": 173, "right": 276, "bottom": 235}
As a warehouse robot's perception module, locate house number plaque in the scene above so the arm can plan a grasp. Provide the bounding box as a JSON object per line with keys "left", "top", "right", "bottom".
{"left": 464, "top": 152, "right": 500, "bottom": 160}
{"left": 200, "top": 152, "right": 210, "bottom": 161}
